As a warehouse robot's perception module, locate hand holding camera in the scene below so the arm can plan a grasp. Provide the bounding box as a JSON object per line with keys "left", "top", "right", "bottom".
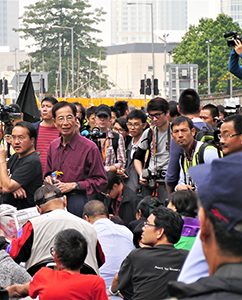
{"left": 234, "top": 38, "right": 242, "bottom": 56}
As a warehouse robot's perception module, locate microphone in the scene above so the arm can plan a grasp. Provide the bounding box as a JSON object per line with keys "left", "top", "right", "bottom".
{"left": 81, "top": 130, "right": 89, "bottom": 137}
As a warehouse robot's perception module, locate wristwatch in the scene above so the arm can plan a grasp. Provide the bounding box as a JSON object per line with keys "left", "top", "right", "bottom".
{"left": 105, "top": 166, "right": 110, "bottom": 172}
{"left": 75, "top": 182, "right": 80, "bottom": 190}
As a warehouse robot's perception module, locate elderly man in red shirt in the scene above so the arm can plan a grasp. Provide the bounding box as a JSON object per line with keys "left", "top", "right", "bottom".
{"left": 44, "top": 101, "right": 107, "bottom": 217}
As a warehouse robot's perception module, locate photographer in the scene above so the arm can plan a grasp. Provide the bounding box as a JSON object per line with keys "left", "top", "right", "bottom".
{"left": 228, "top": 38, "right": 242, "bottom": 80}
{"left": 0, "top": 104, "right": 23, "bottom": 158}
{"left": 134, "top": 97, "right": 170, "bottom": 205}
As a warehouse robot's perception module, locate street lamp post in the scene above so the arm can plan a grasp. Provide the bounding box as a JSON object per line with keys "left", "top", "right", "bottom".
{"left": 127, "top": 2, "right": 155, "bottom": 99}
{"left": 58, "top": 34, "right": 62, "bottom": 97}
{"left": 53, "top": 26, "right": 74, "bottom": 94}
{"left": 158, "top": 33, "right": 169, "bottom": 98}
{"left": 206, "top": 39, "right": 212, "bottom": 95}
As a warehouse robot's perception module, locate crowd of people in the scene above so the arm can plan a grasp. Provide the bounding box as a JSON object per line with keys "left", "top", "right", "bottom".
{"left": 0, "top": 87, "right": 241, "bottom": 300}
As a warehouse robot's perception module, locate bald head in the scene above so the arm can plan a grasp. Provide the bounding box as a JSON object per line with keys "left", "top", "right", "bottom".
{"left": 83, "top": 200, "right": 109, "bottom": 224}
{"left": 34, "top": 185, "right": 66, "bottom": 214}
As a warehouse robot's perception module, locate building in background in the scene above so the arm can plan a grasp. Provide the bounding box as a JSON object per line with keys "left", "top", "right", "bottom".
{"left": 101, "top": 42, "right": 179, "bottom": 99}
{"left": 0, "top": 0, "right": 19, "bottom": 50}
{"left": 220, "top": 0, "right": 242, "bottom": 27}
{"left": 111, "top": 0, "right": 187, "bottom": 45}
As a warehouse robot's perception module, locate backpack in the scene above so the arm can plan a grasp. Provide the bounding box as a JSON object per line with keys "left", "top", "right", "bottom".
{"left": 111, "top": 131, "right": 119, "bottom": 162}
{"left": 193, "top": 123, "right": 222, "bottom": 162}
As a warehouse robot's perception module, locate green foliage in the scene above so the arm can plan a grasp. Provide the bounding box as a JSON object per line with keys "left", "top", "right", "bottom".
{"left": 15, "top": 0, "right": 112, "bottom": 95}
{"left": 172, "top": 14, "right": 242, "bottom": 94}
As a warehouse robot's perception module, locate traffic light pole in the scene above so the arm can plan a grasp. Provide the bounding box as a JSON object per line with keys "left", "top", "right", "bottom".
{"left": 2, "top": 78, "right": 5, "bottom": 105}
{"left": 144, "top": 74, "right": 147, "bottom": 111}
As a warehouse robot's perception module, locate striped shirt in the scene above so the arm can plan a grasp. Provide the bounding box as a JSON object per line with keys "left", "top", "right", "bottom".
{"left": 36, "top": 125, "right": 59, "bottom": 176}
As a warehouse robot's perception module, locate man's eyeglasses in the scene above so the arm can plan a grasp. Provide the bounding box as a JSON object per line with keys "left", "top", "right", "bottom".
{"left": 218, "top": 132, "right": 242, "bottom": 140}
{"left": 50, "top": 246, "right": 54, "bottom": 256}
{"left": 101, "top": 190, "right": 111, "bottom": 197}
{"left": 56, "top": 115, "right": 75, "bottom": 123}
{"left": 144, "top": 221, "right": 156, "bottom": 227}
{"left": 127, "top": 123, "right": 143, "bottom": 129}
{"left": 148, "top": 112, "right": 164, "bottom": 120}
{"left": 10, "top": 135, "right": 26, "bottom": 142}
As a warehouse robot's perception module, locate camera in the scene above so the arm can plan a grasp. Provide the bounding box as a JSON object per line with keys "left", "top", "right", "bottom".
{"left": 224, "top": 31, "right": 242, "bottom": 47}
{"left": 0, "top": 105, "right": 21, "bottom": 123}
{"left": 142, "top": 169, "right": 157, "bottom": 189}
{"left": 81, "top": 127, "right": 106, "bottom": 141}
{"left": 81, "top": 127, "right": 106, "bottom": 153}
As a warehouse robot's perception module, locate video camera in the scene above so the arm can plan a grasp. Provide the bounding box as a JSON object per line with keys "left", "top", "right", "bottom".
{"left": 81, "top": 127, "right": 106, "bottom": 141}
{"left": 224, "top": 31, "right": 242, "bottom": 47}
{"left": 81, "top": 127, "right": 106, "bottom": 153}
{"left": 0, "top": 105, "right": 21, "bottom": 123}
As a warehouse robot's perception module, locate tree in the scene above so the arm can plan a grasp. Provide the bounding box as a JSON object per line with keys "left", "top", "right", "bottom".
{"left": 172, "top": 14, "right": 241, "bottom": 94}
{"left": 15, "top": 0, "right": 111, "bottom": 96}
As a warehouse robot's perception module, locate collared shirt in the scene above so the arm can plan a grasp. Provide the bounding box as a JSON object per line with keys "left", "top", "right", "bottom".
{"left": 102, "top": 128, "right": 126, "bottom": 169}
{"left": 44, "top": 132, "right": 107, "bottom": 196}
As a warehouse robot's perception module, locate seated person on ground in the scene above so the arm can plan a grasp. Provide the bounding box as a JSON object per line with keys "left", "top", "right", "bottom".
{"left": 128, "top": 195, "right": 163, "bottom": 232}
{"left": 7, "top": 228, "right": 108, "bottom": 300}
{"left": 167, "top": 190, "right": 200, "bottom": 251}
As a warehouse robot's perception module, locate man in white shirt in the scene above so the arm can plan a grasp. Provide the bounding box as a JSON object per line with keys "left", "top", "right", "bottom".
{"left": 83, "top": 200, "right": 134, "bottom": 292}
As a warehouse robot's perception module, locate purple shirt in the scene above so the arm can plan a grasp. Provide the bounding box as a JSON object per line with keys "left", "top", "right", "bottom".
{"left": 181, "top": 217, "right": 200, "bottom": 237}
{"left": 44, "top": 132, "right": 107, "bottom": 196}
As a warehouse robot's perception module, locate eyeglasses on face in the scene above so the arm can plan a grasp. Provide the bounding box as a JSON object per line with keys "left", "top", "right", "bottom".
{"left": 144, "top": 221, "right": 156, "bottom": 227}
{"left": 50, "top": 246, "right": 54, "bottom": 256}
{"left": 56, "top": 115, "right": 75, "bottom": 123}
{"left": 113, "top": 127, "right": 125, "bottom": 133}
{"left": 10, "top": 135, "right": 26, "bottom": 142}
{"left": 218, "top": 132, "right": 242, "bottom": 140}
{"left": 127, "top": 123, "right": 143, "bottom": 129}
{"left": 101, "top": 190, "right": 111, "bottom": 197}
{"left": 148, "top": 112, "right": 164, "bottom": 120}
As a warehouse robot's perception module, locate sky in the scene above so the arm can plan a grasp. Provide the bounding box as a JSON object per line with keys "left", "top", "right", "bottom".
{"left": 19, "top": 0, "right": 220, "bottom": 50}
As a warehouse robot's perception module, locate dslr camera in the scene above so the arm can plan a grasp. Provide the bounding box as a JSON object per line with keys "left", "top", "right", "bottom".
{"left": 142, "top": 168, "right": 157, "bottom": 189}
{"left": 224, "top": 31, "right": 242, "bottom": 47}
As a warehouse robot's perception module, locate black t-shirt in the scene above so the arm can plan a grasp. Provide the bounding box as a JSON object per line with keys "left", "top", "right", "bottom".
{"left": 3, "top": 152, "right": 43, "bottom": 209}
{"left": 118, "top": 244, "right": 188, "bottom": 300}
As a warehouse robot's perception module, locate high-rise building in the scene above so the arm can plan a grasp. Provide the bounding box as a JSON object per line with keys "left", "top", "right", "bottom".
{"left": 111, "top": 0, "right": 187, "bottom": 45}
{"left": 0, "top": 0, "right": 19, "bottom": 50}
{"left": 220, "top": 0, "right": 242, "bottom": 27}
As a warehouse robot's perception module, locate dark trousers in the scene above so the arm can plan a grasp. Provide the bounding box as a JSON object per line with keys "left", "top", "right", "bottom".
{"left": 142, "top": 182, "right": 168, "bottom": 206}
{"left": 66, "top": 192, "right": 88, "bottom": 218}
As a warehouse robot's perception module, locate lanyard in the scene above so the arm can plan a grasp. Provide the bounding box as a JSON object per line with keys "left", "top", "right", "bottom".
{"left": 185, "top": 139, "right": 197, "bottom": 168}
{"left": 101, "top": 138, "right": 109, "bottom": 163}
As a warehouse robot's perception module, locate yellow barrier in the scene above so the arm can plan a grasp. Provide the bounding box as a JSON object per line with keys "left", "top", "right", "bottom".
{"left": 63, "top": 97, "right": 150, "bottom": 109}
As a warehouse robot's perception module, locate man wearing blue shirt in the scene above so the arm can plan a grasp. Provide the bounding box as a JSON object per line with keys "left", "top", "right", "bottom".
{"left": 228, "top": 38, "right": 242, "bottom": 80}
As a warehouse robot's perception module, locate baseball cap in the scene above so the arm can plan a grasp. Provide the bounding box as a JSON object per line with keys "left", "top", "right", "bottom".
{"left": 189, "top": 152, "right": 242, "bottom": 237}
{"left": 95, "top": 104, "right": 111, "bottom": 117}
{"left": 34, "top": 185, "right": 63, "bottom": 206}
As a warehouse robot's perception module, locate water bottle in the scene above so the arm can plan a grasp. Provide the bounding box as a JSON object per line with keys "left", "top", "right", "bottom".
{"left": 51, "top": 172, "right": 57, "bottom": 184}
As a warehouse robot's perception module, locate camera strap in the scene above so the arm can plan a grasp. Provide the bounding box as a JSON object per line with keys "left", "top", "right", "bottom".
{"left": 153, "top": 125, "right": 170, "bottom": 175}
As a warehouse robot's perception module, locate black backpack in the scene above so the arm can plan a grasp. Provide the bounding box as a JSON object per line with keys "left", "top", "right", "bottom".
{"left": 193, "top": 123, "right": 222, "bottom": 163}
{"left": 111, "top": 131, "right": 119, "bottom": 162}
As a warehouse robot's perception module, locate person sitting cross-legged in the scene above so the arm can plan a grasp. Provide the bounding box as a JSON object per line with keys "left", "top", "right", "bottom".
{"left": 7, "top": 228, "right": 108, "bottom": 300}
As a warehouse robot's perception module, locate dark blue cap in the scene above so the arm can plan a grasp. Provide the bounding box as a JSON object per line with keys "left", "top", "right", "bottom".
{"left": 189, "top": 152, "right": 242, "bottom": 235}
